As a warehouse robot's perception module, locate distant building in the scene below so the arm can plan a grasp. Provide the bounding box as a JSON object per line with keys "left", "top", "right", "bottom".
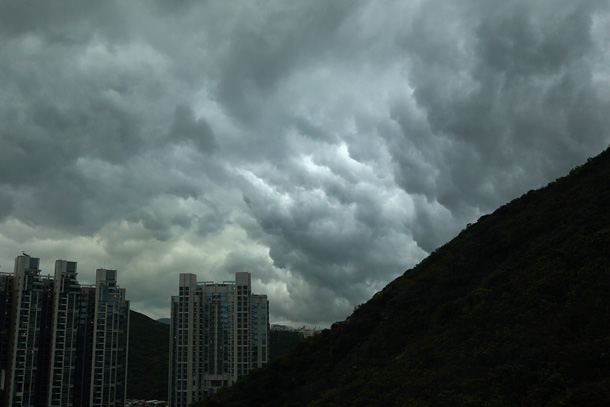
{"left": 271, "top": 324, "right": 321, "bottom": 337}
{"left": 0, "top": 254, "right": 129, "bottom": 407}
{"left": 298, "top": 326, "right": 321, "bottom": 338}
{"left": 169, "top": 272, "right": 269, "bottom": 407}
{"left": 270, "top": 324, "right": 297, "bottom": 332}
{"left": 127, "top": 400, "right": 168, "bottom": 407}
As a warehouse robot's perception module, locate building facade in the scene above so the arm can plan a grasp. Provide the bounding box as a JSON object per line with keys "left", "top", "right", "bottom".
{"left": 0, "top": 254, "right": 129, "bottom": 407}
{"left": 90, "top": 269, "right": 130, "bottom": 407}
{"left": 5, "top": 255, "right": 54, "bottom": 407}
{"left": 48, "top": 260, "right": 81, "bottom": 407}
{"left": 169, "top": 272, "right": 269, "bottom": 407}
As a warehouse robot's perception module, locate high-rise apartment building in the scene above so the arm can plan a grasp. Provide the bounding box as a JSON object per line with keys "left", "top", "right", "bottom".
{"left": 48, "top": 260, "right": 81, "bottom": 407}
{"left": 169, "top": 272, "right": 269, "bottom": 407}
{"left": 90, "top": 269, "right": 129, "bottom": 407}
{"left": 0, "top": 271, "right": 13, "bottom": 401}
{"left": 5, "top": 255, "right": 54, "bottom": 407}
{"left": 0, "top": 254, "right": 129, "bottom": 407}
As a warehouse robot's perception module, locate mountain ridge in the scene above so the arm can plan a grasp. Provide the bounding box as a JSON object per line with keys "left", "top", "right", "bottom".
{"left": 194, "top": 147, "right": 610, "bottom": 406}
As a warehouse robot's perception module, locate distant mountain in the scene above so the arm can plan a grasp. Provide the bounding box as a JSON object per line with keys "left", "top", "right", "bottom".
{"left": 128, "top": 311, "right": 169, "bottom": 400}
{"left": 157, "top": 317, "right": 171, "bottom": 325}
{"left": 193, "top": 148, "right": 610, "bottom": 407}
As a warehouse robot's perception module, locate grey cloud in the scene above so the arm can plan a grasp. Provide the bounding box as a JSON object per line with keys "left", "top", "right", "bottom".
{"left": 392, "top": 0, "right": 610, "bottom": 220}
{"left": 292, "top": 117, "right": 339, "bottom": 144}
{"left": 219, "top": 250, "right": 276, "bottom": 283}
{"left": 83, "top": 96, "right": 142, "bottom": 164}
{"left": 475, "top": 3, "right": 595, "bottom": 79}
{"left": 0, "top": 1, "right": 131, "bottom": 47}
{"left": 169, "top": 105, "right": 216, "bottom": 153}
{"left": 151, "top": 0, "right": 201, "bottom": 14}
{"left": 1, "top": 0, "right": 609, "bottom": 327}
{"left": 0, "top": 190, "right": 14, "bottom": 222}
{"left": 212, "top": 1, "right": 355, "bottom": 123}
{"left": 219, "top": 239, "right": 365, "bottom": 325}
{"left": 171, "top": 212, "right": 193, "bottom": 229}
{"left": 240, "top": 156, "right": 422, "bottom": 317}
{"left": 196, "top": 212, "right": 226, "bottom": 237}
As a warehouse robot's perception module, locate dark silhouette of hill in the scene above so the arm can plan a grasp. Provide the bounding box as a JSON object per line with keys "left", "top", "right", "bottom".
{"left": 270, "top": 330, "right": 304, "bottom": 360}
{"left": 193, "top": 148, "right": 610, "bottom": 407}
{"left": 128, "top": 310, "right": 169, "bottom": 400}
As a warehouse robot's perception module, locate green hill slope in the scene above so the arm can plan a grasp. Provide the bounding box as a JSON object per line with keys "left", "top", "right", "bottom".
{"left": 194, "top": 148, "right": 610, "bottom": 407}
{"left": 270, "top": 330, "right": 304, "bottom": 360}
{"left": 128, "top": 310, "right": 170, "bottom": 400}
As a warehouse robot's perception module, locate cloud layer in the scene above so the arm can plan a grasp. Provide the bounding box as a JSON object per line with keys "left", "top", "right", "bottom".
{"left": 1, "top": 0, "right": 609, "bottom": 326}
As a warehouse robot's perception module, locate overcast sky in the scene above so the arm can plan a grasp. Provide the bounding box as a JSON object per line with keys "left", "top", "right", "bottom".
{"left": 1, "top": 0, "right": 609, "bottom": 327}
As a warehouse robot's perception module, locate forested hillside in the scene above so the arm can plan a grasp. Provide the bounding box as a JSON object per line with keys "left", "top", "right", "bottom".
{"left": 194, "top": 148, "right": 610, "bottom": 406}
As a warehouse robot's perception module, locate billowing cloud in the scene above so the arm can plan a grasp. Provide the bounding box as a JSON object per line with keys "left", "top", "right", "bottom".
{"left": 1, "top": 0, "right": 609, "bottom": 327}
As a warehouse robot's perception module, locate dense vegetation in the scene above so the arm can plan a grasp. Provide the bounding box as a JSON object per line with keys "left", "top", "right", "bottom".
{"left": 128, "top": 310, "right": 170, "bottom": 400}
{"left": 270, "top": 330, "right": 304, "bottom": 360}
{"left": 194, "top": 147, "right": 610, "bottom": 407}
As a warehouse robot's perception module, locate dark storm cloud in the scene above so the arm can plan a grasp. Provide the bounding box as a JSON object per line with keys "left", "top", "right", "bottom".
{"left": 169, "top": 105, "right": 217, "bottom": 153}
{"left": 392, "top": 0, "right": 610, "bottom": 217}
{"left": 0, "top": 0, "right": 609, "bottom": 326}
{"left": 212, "top": 1, "right": 355, "bottom": 121}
